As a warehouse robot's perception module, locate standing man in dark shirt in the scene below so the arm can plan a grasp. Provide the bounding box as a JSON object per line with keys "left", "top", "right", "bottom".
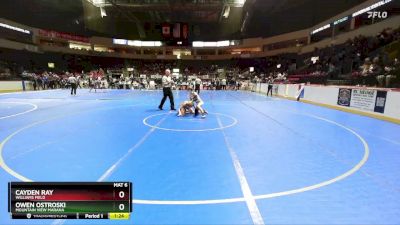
{"left": 267, "top": 76, "right": 274, "bottom": 97}
{"left": 32, "top": 75, "right": 38, "bottom": 91}
{"left": 158, "top": 69, "right": 176, "bottom": 110}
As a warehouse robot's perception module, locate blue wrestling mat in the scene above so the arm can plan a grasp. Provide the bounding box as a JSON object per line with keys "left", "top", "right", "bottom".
{"left": 0, "top": 89, "right": 399, "bottom": 225}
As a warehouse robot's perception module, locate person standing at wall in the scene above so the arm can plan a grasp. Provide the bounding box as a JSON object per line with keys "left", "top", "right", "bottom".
{"left": 267, "top": 76, "right": 274, "bottom": 97}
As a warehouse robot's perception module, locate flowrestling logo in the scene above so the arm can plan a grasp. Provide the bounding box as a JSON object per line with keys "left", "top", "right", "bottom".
{"left": 367, "top": 11, "right": 388, "bottom": 19}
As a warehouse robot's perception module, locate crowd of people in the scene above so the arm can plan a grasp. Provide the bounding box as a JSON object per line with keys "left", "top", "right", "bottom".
{"left": 20, "top": 68, "right": 246, "bottom": 94}
{"left": 2, "top": 25, "right": 398, "bottom": 89}
{"left": 296, "top": 26, "right": 400, "bottom": 87}
{"left": 353, "top": 56, "right": 399, "bottom": 87}
{"left": 21, "top": 70, "right": 107, "bottom": 91}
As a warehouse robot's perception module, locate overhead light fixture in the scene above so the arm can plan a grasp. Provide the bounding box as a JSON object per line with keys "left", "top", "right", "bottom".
{"left": 223, "top": 5, "right": 231, "bottom": 18}
{"left": 311, "top": 56, "right": 320, "bottom": 64}
{"left": 0, "top": 22, "right": 30, "bottom": 34}
{"left": 311, "top": 24, "right": 331, "bottom": 35}
{"left": 85, "top": 0, "right": 108, "bottom": 7}
{"left": 234, "top": 0, "right": 246, "bottom": 7}
{"left": 113, "top": 39, "right": 128, "bottom": 45}
{"left": 127, "top": 40, "right": 142, "bottom": 46}
{"left": 241, "top": 12, "right": 249, "bottom": 32}
{"left": 333, "top": 16, "right": 349, "bottom": 25}
{"left": 193, "top": 40, "right": 233, "bottom": 48}
{"left": 217, "top": 40, "right": 230, "bottom": 47}
{"left": 100, "top": 7, "right": 107, "bottom": 17}
{"left": 203, "top": 42, "right": 217, "bottom": 47}
{"left": 192, "top": 42, "right": 204, "bottom": 47}
{"left": 126, "top": 40, "right": 162, "bottom": 47}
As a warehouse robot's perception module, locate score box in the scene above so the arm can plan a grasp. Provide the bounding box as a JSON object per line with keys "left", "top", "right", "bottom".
{"left": 8, "top": 182, "right": 132, "bottom": 220}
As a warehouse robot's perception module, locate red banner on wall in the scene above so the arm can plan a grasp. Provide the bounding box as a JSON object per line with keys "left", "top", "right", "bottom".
{"left": 182, "top": 23, "right": 188, "bottom": 40}
{"left": 38, "top": 29, "right": 90, "bottom": 43}
{"left": 173, "top": 23, "right": 181, "bottom": 39}
{"left": 162, "top": 23, "right": 171, "bottom": 38}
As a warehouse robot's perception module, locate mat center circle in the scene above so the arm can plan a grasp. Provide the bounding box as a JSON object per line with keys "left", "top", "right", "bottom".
{"left": 0, "top": 102, "right": 37, "bottom": 120}
{"left": 143, "top": 112, "right": 238, "bottom": 132}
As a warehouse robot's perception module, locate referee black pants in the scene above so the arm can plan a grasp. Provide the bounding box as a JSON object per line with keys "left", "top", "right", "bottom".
{"left": 267, "top": 85, "right": 273, "bottom": 96}
{"left": 195, "top": 84, "right": 200, "bottom": 94}
{"left": 71, "top": 83, "right": 77, "bottom": 95}
{"left": 159, "top": 87, "right": 175, "bottom": 110}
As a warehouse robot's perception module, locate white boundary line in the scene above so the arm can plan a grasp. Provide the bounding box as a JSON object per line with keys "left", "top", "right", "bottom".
{"left": 7, "top": 140, "right": 58, "bottom": 161}
{"left": 216, "top": 115, "right": 265, "bottom": 225}
{"left": 0, "top": 89, "right": 58, "bottom": 96}
{"left": 131, "top": 198, "right": 245, "bottom": 205}
{"left": 98, "top": 115, "right": 169, "bottom": 181}
{"left": 352, "top": 127, "right": 400, "bottom": 147}
{"left": 252, "top": 114, "right": 370, "bottom": 200}
{"left": 0, "top": 104, "right": 141, "bottom": 182}
{"left": 143, "top": 112, "right": 238, "bottom": 132}
{"left": 51, "top": 113, "right": 170, "bottom": 225}
{"left": 130, "top": 113, "right": 369, "bottom": 205}
{"left": 0, "top": 107, "right": 369, "bottom": 206}
{"left": 238, "top": 90, "right": 280, "bottom": 101}
{"left": 0, "top": 102, "right": 38, "bottom": 120}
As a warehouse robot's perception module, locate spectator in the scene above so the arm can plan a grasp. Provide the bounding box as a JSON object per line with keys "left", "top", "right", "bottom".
{"left": 377, "top": 58, "right": 399, "bottom": 87}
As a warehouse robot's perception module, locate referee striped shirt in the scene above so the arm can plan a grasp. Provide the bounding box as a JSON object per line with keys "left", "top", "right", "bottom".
{"left": 162, "top": 75, "right": 173, "bottom": 88}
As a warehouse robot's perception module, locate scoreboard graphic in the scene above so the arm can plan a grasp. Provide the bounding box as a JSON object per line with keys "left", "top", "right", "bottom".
{"left": 8, "top": 182, "right": 132, "bottom": 220}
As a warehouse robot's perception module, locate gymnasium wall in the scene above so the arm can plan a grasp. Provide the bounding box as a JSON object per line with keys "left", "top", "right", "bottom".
{"left": 257, "top": 83, "right": 400, "bottom": 123}
{"left": 0, "top": 81, "right": 32, "bottom": 92}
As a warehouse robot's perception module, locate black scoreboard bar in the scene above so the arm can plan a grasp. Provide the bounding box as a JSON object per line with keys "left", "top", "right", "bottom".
{"left": 8, "top": 182, "right": 132, "bottom": 220}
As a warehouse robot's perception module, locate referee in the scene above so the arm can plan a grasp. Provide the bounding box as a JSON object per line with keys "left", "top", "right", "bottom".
{"left": 158, "top": 69, "right": 176, "bottom": 110}
{"left": 195, "top": 77, "right": 202, "bottom": 94}
{"left": 68, "top": 74, "right": 77, "bottom": 96}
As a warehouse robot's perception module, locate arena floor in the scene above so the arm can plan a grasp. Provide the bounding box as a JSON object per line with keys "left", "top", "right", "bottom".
{"left": 1, "top": 89, "right": 400, "bottom": 225}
